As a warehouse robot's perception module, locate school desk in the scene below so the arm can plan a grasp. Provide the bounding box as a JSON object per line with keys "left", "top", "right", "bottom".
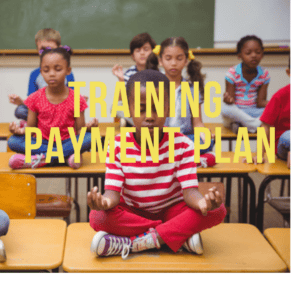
{"left": 204, "top": 123, "right": 257, "bottom": 151}
{"left": 0, "top": 152, "right": 106, "bottom": 222}
{"left": 62, "top": 223, "right": 287, "bottom": 273}
{"left": 197, "top": 151, "right": 257, "bottom": 224}
{"left": 255, "top": 157, "right": 290, "bottom": 231}
{"left": 264, "top": 228, "right": 290, "bottom": 271}
{"left": 0, "top": 219, "right": 66, "bottom": 272}
{"left": 0, "top": 123, "right": 10, "bottom": 141}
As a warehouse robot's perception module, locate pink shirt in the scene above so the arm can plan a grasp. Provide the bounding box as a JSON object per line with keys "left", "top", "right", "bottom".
{"left": 105, "top": 131, "right": 198, "bottom": 213}
{"left": 24, "top": 87, "right": 88, "bottom": 141}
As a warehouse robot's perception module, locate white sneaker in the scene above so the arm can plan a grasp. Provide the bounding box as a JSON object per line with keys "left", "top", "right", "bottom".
{"left": 90, "top": 231, "right": 132, "bottom": 259}
{"left": 131, "top": 228, "right": 160, "bottom": 253}
{"left": 183, "top": 233, "right": 203, "bottom": 255}
{"left": 0, "top": 239, "right": 7, "bottom": 262}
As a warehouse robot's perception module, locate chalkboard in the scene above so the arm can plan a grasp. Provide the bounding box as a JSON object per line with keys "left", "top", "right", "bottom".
{"left": 0, "top": 0, "right": 215, "bottom": 49}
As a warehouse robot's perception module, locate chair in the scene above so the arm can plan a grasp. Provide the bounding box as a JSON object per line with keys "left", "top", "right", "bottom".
{"left": 0, "top": 173, "right": 36, "bottom": 219}
{"left": 7, "top": 142, "right": 73, "bottom": 224}
{"left": 265, "top": 184, "right": 290, "bottom": 227}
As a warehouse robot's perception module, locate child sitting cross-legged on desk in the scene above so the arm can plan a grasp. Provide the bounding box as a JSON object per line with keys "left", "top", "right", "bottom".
{"left": 88, "top": 70, "right": 226, "bottom": 259}
{"left": 251, "top": 58, "right": 290, "bottom": 168}
{"left": 8, "top": 47, "right": 97, "bottom": 170}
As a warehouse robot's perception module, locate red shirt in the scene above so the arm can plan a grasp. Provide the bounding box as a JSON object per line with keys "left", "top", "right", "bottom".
{"left": 24, "top": 87, "right": 88, "bottom": 141}
{"left": 260, "top": 84, "right": 290, "bottom": 153}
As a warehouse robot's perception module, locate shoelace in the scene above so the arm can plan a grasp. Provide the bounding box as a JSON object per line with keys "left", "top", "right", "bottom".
{"left": 31, "top": 154, "right": 45, "bottom": 169}
{"left": 105, "top": 236, "right": 132, "bottom": 259}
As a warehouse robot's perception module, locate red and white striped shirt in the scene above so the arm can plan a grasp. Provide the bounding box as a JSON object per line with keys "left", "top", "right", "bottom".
{"left": 105, "top": 131, "right": 198, "bottom": 213}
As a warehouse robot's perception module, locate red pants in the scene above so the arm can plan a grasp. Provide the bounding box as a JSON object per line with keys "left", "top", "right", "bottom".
{"left": 89, "top": 201, "right": 226, "bottom": 252}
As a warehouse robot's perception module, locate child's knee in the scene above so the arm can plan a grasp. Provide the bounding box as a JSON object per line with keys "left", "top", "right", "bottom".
{"left": 209, "top": 204, "right": 227, "bottom": 224}
{"left": 7, "top": 136, "right": 17, "bottom": 151}
{"left": 89, "top": 209, "right": 108, "bottom": 232}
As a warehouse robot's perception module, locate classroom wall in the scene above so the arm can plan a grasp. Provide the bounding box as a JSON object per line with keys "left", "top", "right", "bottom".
{"left": 214, "top": 0, "right": 290, "bottom": 48}
{"left": 0, "top": 53, "right": 290, "bottom": 126}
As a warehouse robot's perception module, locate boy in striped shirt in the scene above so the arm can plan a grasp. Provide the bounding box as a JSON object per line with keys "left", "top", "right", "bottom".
{"left": 88, "top": 70, "right": 226, "bottom": 259}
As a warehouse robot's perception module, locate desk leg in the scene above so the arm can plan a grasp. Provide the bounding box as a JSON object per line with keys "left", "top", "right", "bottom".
{"left": 241, "top": 175, "right": 256, "bottom": 224}
{"left": 246, "top": 175, "right": 256, "bottom": 225}
{"left": 87, "top": 177, "right": 91, "bottom": 221}
{"left": 256, "top": 176, "right": 274, "bottom": 231}
{"left": 225, "top": 176, "right": 232, "bottom": 223}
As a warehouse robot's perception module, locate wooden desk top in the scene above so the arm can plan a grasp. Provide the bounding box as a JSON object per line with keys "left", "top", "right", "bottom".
{"left": 255, "top": 157, "right": 290, "bottom": 176}
{"left": 0, "top": 152, "right": 255, "bottom": 175}
{"left": 0, "top": 219, "right": 67, "bottom": 271}
{"left": 63, "top": 223, "right": 287, "bottom": 273}
{"left": 197, "top": 152, "right": 256, "bottom": 174}
{"left": 0, "top": 122, "right": 10, "bottom": 139}
{"left": 0, "top": 152, "right": 106, "bottom": 175}
{"left": 205, "top": 123, "right": 257, "bottom": 138}
{"left": 264, "top": 228, "right": 290, "bottom": 270}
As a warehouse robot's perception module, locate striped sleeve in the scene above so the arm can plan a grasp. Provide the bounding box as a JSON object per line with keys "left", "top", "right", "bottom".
{"left": 225, "top": 67, "right": 236, "bottom": 84}
{"left": 176, "top": 135, "right": 198, "bottom": 190}
{"left": 104, "top": 140, "right": 124, "bottom": 192}
{"left": 262, "top": 69, "right": 271, "bottom": 85}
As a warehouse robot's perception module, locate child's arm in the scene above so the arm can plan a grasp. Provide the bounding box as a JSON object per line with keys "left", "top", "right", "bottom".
{"left": 183, "top": 186, "right": 223, "bottom": 216}
{"left": 87, "top": 186, "right": 120, "bottom": 210}
{"left": 223, "top": 81, "right": 235, "bottom": 104}
{"left": 252, "top": 122, "right": 270, "bottom": 164}
{"left": 8, "top": 94, "right": 24, "bottom": 106}
{"left": 112, "top": 64, "right": 124, "bottom": 82}
{"left": 256, "top": 84, "right": 269, "bottom": 108}
{"left": 9, "top": 109, "right": 37, "bottom": 135}
{"left": 192, "top": 104, "right": 213, "bottom": 141}
{"left": 85, "top": 118, "right": 99, "bottom": 132}
{"left": 75, "top": 111, "right": 86, "bottom": 135}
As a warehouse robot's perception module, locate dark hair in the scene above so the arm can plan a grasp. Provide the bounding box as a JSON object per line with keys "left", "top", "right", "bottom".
{"left": 126, "top": 69, "right": 170, "bottom": 104}
{"left": 40, "top": 46, "right": 73, "bottom": 67}
{"left": 146, "top": 37, "right": 205, "bottom": 97}
{"left": 130, "top": 33, "right": 156, "bottom": 54}
{"left": 237, "top": 35, "right": 264, "bottom": 54}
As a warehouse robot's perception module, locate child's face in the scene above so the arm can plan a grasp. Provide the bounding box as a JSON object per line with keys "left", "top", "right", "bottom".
{"left": 36, "top": 40, "right": 58, "bottom": 56}
{"left": 40, "top": 53, "right": 71, "bottom": 88}
{"left": 159, "top": 46, "right": 188, "bottom": 79}
{"left": 129, "top": 86, "right": 169, "bottom": 145}
{"left": 131, "top": 42, "right": 153, "bottom": 69}
{"left": 238, "top": 40, "right": 264, "bottom": 69}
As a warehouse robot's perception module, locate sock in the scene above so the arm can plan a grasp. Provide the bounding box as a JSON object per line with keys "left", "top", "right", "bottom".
{"left": 130, "top": 230, "right": 151, "bottom": 242}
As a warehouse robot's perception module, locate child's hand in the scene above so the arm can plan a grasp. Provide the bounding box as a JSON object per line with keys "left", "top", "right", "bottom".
{"left": 243, "top": 156, "right": 265, "bottom": 165}
{"left": 198, "top": 186, "right": 222, "bottom": 216}
{"left": 112, "top": 64, "right": 124, "bottom": 81}
{"left": 83, "top": 95, "right": 89, "bottom": 102}
{"left": 86, "top": 118, "right": 98, "bottom": 131}
{"left": 8, "top": 94, "right": 24, "bottom": 106}
{"left": 9, "top": 122, "right": 25, "bottom": 135}
{"left": 87, "top": 186, "right": 113, "bottom": 211}
{"left": 223, "top": 92, "right": 234, "bottom": 104}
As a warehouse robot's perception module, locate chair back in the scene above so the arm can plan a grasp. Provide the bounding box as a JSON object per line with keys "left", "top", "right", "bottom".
{"left": 0, "top": 173, "right": 36, "bottom": 219}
